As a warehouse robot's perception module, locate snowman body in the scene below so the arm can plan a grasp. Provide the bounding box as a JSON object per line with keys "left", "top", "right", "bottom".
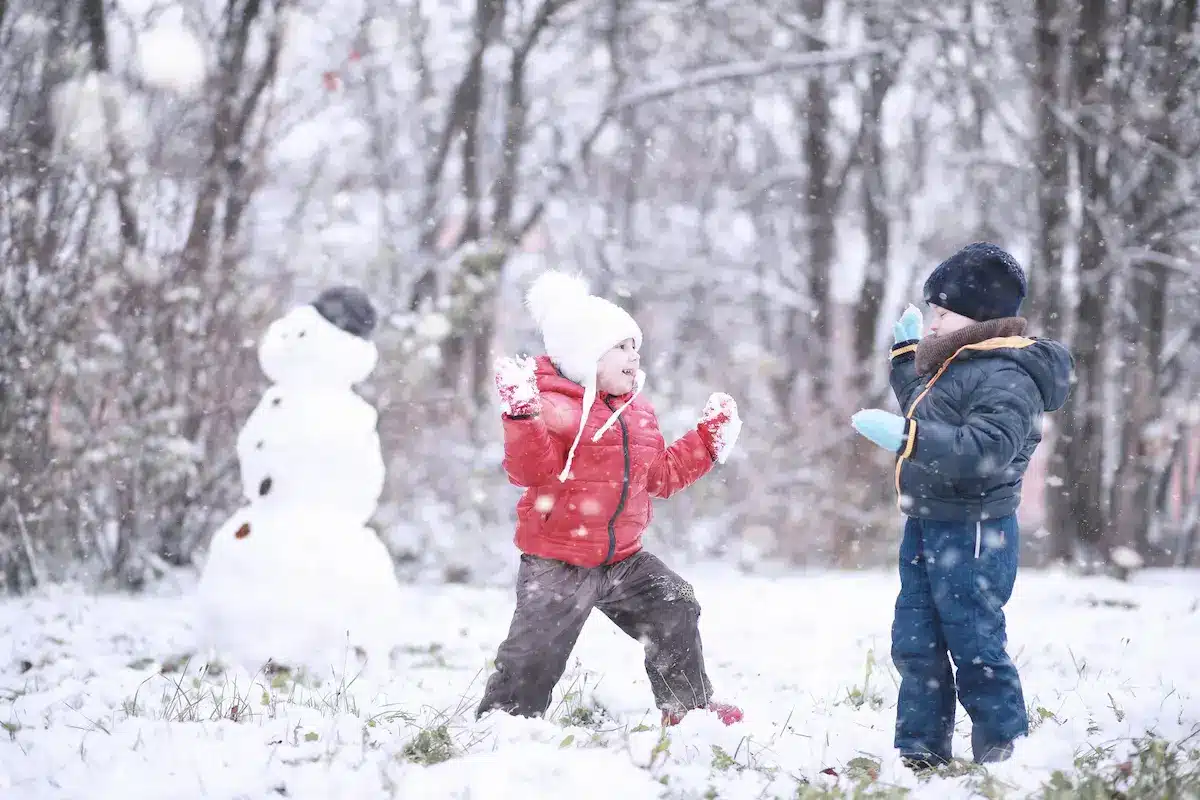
{"left": 196, "top": 291, "right": 402, "bottom": 673}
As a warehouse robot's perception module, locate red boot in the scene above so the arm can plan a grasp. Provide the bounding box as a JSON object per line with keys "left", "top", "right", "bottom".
{"left": 661, "top": 701, "right": 744, "bottom": 727}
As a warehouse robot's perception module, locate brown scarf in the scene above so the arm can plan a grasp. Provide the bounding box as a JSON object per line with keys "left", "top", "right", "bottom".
{"left": 915, "top": 317, "right": 1029, "bottom": 376}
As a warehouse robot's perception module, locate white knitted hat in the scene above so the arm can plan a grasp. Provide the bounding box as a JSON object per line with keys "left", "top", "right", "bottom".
{"left": 525, "top": 270, "right": 645, "bottom": 481}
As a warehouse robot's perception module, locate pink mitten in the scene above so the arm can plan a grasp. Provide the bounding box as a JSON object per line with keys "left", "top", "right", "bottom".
{"left": 495, "top": 356, "right": 541, "bottom": 417}
{"left": 697, "top": 392, "right": 742, "bottom": 464}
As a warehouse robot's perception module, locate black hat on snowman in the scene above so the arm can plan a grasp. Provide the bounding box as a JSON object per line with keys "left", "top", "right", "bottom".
{"left": 312, "top": 286, "right": 377, "bottom": 339}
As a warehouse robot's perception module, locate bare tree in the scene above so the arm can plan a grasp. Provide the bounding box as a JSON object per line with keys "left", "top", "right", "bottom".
{"left": 0, "top": 0, "right": 291, "bottom": 590}
{"left": 1032, "top": 0, "right": 1200, "bottom": 572}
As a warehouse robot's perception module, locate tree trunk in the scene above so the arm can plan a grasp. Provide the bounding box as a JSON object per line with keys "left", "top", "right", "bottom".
{"left": 1106, "top": 0, "right": 1195, "bottom": 566}
{"left": 854, "top": 18, "right": 895, "bottom": 392}
{"left": 965, "top": 0, "right": 1001, "bottom": 242}
{"left": 802, "top": 0, "right": 834, "bottom": 406}
{"left": 1033, "top": 0, "right": 1073, "bottom": 562}
{"left": 1110, "top": 264, "right": 1168, "bottom": 559}
{"left": 436, "top": 0, "right": 507, "bottom": 397}
{"left": 1058, "top": 0, "right": 1112, "bottom": 561}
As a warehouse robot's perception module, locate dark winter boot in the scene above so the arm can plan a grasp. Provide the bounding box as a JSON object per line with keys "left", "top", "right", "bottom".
{"left": 900, "top": 756, "right": 938, "bottom": 775}
{"left": 900, "top": 751, "right": 950, "bottom": 774}
{"left": 972, "top": 727, "right": 1015, "bottom": 763}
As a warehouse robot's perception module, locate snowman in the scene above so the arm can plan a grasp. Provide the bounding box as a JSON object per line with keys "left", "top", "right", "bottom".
{"left": 195, "top": 286, "right": 403, "bottom": 675}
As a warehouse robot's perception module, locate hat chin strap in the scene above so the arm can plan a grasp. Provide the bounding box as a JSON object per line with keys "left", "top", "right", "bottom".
{"left": 590, "top": 369, "right": 645, "bottom": 442}
{"left": 558, "top": 379, "right": 595, "bottom": 482}
{"left": 557, "top": 370, "right": 645, "bottom": 482}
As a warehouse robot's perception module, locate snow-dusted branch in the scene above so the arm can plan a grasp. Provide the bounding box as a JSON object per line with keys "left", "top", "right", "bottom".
{"left": 493, "top": 0, "right": 580, "bottom": 236}
{"left": 611, "top": 46, "right": 889, "bottom": 113}
{"left": 1121, "top": 247, "right": 1200, "bottom": 277}
{"left": 517, "top": 44, "right": 887, "bottom": 241}
{"left": 419, "top": 1, "right": 507, "bottom": 251}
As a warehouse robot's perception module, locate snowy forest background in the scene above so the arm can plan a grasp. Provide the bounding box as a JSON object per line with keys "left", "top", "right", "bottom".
{"left": 2, "top": 0, "right": 1199, "bottom": 594}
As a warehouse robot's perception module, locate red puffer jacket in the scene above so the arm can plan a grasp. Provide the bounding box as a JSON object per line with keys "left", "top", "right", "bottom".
{"left": 502, "top": 356, "right": 715, "bottom": 567}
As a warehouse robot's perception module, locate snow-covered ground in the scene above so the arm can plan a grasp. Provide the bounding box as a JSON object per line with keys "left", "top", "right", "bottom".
{"left": 2, "top": 565, "right": 1198, "bottom": 799}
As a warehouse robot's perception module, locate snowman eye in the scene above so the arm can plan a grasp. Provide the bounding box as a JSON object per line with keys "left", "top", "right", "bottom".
{"left": 298, "top": 330, "right": 306, "bottom": 338}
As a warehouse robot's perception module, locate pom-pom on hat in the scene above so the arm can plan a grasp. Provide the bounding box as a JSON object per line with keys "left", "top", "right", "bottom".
{"left": 525, "top": 270, "right": 642, "bottom": 384}
{"left": 524, "top": 270, "right": 645, "bottom": 481}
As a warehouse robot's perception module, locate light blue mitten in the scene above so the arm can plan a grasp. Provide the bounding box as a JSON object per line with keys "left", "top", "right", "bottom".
{"left": 851, "top": 409, "right": 907, "bottom": 453}
{"left": 893, "top": 304, "right": 923, "bottom": 343}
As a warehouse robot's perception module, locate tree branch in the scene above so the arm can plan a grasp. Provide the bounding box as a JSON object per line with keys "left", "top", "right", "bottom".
{"left": 517, "top": 45, "right": 886, "bottom": 239}
{"left": 420, "top": 0, "right": 506, "bottom": 250}
{"left": 81, "top": 0, "right": 141, "bottom": 251}
{"left": 492, "top": 0, "right": 577, "bottom": 237}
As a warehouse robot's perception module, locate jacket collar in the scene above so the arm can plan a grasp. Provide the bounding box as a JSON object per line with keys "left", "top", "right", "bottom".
{"left": 916, "top": 317, "right": 1028, "bottom": 375}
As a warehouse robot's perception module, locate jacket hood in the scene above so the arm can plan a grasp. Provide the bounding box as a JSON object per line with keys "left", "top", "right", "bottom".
{"left": 962, "top": 338, "right": 1074, "bottom": 412}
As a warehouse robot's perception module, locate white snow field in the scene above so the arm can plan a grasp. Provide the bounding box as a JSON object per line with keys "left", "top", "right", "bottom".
{"left": 2, "top": 565, "right": 1198, "bottom": 799}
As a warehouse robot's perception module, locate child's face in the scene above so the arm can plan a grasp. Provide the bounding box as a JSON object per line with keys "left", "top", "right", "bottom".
{"left": 596, "top": 338, "right": 640, "bottom": 395}
{"left": 927, "top": 305, "right": 976, "bottom": 337}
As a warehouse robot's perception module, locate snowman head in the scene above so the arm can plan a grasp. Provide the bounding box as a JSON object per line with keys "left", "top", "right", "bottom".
{"left": 258, "top": 286, "right": 379, "bottom": 387}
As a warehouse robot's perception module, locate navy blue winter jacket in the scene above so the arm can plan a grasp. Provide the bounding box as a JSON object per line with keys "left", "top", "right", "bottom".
{"left": 888, "top": 322, "right": 1073, "bottom": 522}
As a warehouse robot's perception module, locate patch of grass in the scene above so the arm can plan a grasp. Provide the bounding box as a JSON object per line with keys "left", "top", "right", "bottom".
{"left": 1081, "top": 595, "right": 1138, "bottom": 610}
{"left": 1040, "top": 733, "right": 1200, "bottom": 799}
{"left": 840, "top": 649, "right": 886, "bottom": 711}
{"left": 395, "top": 642, "right": 449, "bottom": 669}
{"left": 550, "top": 670, "right": 609, "bottom": 728}
{"left": 159, "top": 652, "right": 195, "bottom": 674}
{"left": 792, "top": 775, "right": 910, "bottom": 799}
{"left": 711, "top": 744, "right": 740, "bottom": 772}
{"left": 115, "top": 646, "right": 371, "bottom": 726}
{"left": 560, "top": 700, "right": 602, "bottom": 727}
{"left": 1029, "top": 703, "right": 1064, "bottom": 733}
{"left": 401, "top": 724, "right": 458, "bottom": 765}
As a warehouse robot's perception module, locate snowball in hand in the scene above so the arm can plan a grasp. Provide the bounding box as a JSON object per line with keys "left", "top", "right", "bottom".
{"left": 699, "top": 392, "right": 742, "bottom": 464}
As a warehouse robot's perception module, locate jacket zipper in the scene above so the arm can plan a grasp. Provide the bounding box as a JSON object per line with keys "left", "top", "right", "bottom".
{"left": 893, "top": 350, "right": 962, "bottom": 506}
{"left": 603, "top": 396, "right": 630, "bottom": 565}
{"left": 893, "top": 337, "right": 1038, "bottom": 506}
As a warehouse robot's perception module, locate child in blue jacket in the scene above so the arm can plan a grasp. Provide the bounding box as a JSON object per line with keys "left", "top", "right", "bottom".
{"left": 851, "top": 243, "right": 1073, "bottom": 769}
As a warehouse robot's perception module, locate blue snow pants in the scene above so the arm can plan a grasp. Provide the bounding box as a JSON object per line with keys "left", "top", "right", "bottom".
{"left": 890, "top": 515, "right": 1028, "bottom": 763}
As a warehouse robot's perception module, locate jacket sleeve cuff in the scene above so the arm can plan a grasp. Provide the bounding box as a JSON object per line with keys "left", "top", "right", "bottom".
{"left": 890, "top": 340, "right": 919, "bottom": 361}
{"left": 898, "top": 418, "right": 917, "bottom": 459}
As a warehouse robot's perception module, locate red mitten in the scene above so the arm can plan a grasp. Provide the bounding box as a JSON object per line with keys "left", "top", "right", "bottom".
{"left": 697, "top": 392, "right": 742, "bottom": 464}
{"left": 494, "top": 356, "right": 541, "bottom": 417}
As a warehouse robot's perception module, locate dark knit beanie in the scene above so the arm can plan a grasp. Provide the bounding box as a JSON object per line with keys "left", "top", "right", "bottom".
{"left": 923, "top": 242, "right": 1027, "bottom": 321}
{"left": 312, "top": 285, "right": 377, "bottom": 339}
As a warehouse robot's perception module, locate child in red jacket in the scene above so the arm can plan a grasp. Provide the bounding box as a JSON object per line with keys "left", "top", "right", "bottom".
{"left": 476, "top": 270, "right": 743, "bottom": 726}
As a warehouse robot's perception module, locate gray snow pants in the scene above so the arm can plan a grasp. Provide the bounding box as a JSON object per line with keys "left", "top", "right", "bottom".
{"left": 476, "top": 550, "right": 713, "bottom": 719}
